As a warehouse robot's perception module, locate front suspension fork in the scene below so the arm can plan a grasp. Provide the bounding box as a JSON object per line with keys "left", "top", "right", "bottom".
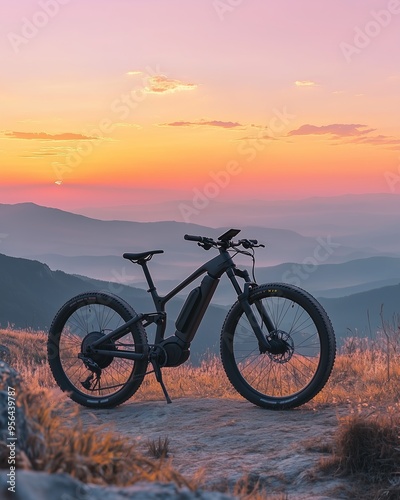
{"left": 239, "top": 293, "right": 275, "bottom": 351}
{"left": 230, "top": 270, "right": 276, "bottom": 351}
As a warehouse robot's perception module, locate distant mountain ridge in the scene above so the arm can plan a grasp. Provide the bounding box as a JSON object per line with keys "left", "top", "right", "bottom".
{"left": 0, "top": 203, "right": 389, "bottom": 278}
{"left": 154, "top": 256, "right": 400, "bottom": 304}
{"left": 257, "top": 256, "right": 400, "bottom": 298}
{"left": 320, "top": 283, "right": 400, "bottom": 339}
{"left": 75, "top": 192, "right": 400, "bottom": 238}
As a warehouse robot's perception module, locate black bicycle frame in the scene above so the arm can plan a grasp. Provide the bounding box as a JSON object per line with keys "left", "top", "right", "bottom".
{"left": 89, "top": 247, "right": 275, "bottom": 360}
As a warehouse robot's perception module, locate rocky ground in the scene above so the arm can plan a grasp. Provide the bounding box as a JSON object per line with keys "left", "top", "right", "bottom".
{"left": 78, "top": 397, "right": 354, "bottom": 499}
{"left": 0, "top": 358, "right": 359, "bottom": 499}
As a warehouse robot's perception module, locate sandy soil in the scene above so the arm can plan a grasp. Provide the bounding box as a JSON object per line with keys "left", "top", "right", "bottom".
{"left": 80, "top": 397, "right": 354, "bottom": 499}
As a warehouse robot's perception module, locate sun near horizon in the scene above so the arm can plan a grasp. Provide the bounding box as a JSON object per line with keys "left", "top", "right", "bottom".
{"left": 1, "top": 0, "right": 400, "bottom": 218}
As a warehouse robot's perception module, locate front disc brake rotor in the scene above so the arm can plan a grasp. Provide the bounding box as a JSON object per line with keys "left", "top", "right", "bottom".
{"left": 267, "top": 330, "right": 294, "bottom": 364}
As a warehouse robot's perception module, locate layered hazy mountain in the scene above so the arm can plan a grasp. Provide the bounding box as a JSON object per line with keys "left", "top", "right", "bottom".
{"left": 1, "top": 198, "right": 399, "bottom": 281}
{"left": 75, "top": 193, "right": 400, "bottom": 242}
{"left": 1, "top": 195, "right": 400, "bottom": 353}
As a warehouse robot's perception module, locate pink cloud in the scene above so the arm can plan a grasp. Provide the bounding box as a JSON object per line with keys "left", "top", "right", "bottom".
{"left": 287, "top": 124, "right": 374, "bottom": 137}
{"left": 287, "top": 123, "right": 400, "bottom": 149}
{"left": 163, "top": 120, "right": 243, "bottom": 129}
{"left": 346, "top": 135, "right": 400, "bottom": 148}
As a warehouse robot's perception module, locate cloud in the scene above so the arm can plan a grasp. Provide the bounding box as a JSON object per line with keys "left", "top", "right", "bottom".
{"left": 287, "top": 124, "right": 374, "bottom": 137}
{"left": 161, "top": 119, "right": 243, "bottom": 129}
{"left": 145, "top": 75, "right": 197, "bottom": 94}
{"left": 287, "top": 123, "right": 400, "bottom": 149}
{"left": 346, "top": 135, "right": 400, "bottom": 148}
{"left": 20, "top": 152, "right": 58, "bottom": 157}
{"left": 18, "top": 145, "right": 78, "bottom": 159}
{"left": 294, "top": 80, "right": 318, "bottom": 87}
{"left": 236, "top": 133, "right": 279, "bottom": 141}
{"left": 4, "top": 131, "right": 98, "bottom": 141}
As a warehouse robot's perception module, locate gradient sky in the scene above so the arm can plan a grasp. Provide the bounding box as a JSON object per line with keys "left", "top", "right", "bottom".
{"left": 1, "top": 0, "right": 400, "bottom": 218}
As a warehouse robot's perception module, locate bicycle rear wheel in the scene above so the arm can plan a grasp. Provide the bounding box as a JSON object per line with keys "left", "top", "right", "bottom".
{"left": 47, "top": 292, "right": 148, "bottom": 408}
{"left": 220, "top": 283, "right": 336, "bottom": 410}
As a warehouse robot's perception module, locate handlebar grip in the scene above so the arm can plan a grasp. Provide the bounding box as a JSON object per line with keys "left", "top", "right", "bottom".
{"left": 184, "top": 234, "right": 203, "bottom": 242}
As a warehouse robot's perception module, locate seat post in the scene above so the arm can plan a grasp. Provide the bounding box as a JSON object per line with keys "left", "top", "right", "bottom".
{"left": 139, "top": 260, "right": 158, "bottom": 300}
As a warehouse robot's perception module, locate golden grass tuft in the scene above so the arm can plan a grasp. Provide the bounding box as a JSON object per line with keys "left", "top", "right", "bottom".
{"left": 311, "top": 335, "right": 400, "bottom": 408}
{"left": 319, "top": 412, "right": 400, "bottom": 499}
{"left": 0, "top": 382, "right": 193, "bottom": 489}
{"left": 0, "top": 328, "right": 53, "bottom": 389}
{"left": 147, "top": 436, "right": 170, "bottom": 459}
{"left": 232, "top": 474, "right": 288, "bottom": 500}
{"left": 332, "top": 413, "right": 400, "bottom": 483}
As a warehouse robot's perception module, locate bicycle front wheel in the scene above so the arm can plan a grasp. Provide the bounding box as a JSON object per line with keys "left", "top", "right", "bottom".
{"left": 47, "top": 292, "right": 148, "bottom": 408}
{"left": 220, "top": 283, "right": 336, "bottom": 410}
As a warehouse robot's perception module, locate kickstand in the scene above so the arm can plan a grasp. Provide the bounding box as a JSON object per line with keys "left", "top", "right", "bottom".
{"left": 151, "top": 359, "right": 172, "bottom": 404}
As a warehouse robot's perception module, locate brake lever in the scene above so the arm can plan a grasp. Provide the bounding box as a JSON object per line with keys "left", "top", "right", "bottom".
{"left": 237, "top": 239, "right": 265, "bottom": 249}
{"left": 197, "top": 241, "right": 213, "bottom": 251}
{"left": 238, "top": 239, "right": 254, "bottom": 249}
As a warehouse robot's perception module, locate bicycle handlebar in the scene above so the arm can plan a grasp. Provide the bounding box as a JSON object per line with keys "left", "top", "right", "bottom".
{"left": 184, "top": 233, "right": 264, "bottom": 250}
{"left": 184, "top": 234, "right": 204, "bottom": 242}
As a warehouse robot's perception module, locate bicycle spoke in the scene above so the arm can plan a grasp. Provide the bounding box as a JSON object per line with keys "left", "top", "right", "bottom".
{"left": 230, "top": 293, "right": 323, "bottom": 399}
{"left": 55, "top": 302, "right": 141, "bottom": 397}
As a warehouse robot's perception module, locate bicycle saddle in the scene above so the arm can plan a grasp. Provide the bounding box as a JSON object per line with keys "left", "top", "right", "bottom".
{"left": 123, "top": 250, "right": 164, "bottom": 261}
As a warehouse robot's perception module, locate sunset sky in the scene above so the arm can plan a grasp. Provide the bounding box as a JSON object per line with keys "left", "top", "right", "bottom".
{"left": 1, "top": 0, "right": 400, "bottom": 218}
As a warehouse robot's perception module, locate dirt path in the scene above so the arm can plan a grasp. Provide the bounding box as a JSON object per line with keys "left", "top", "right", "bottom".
{"left": 80, "top": 398, "right": 353, "bottom": 499}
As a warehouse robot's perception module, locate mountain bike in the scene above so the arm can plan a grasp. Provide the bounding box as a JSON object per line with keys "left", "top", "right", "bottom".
{"left": 47, "top": 228, "right": 336, "bottom": 410}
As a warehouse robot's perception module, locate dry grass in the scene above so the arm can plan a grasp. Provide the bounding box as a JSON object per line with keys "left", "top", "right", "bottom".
{"left": 232, "top": 475, "right": 288, "bottom": 500}
{"left": 2, "top": 327, "right": 400, "bottom": 498}
{"left": 1, "top": 328, "right": 400, "bottom": 408}
{"left": 136, "top": 354, "right": 241, "bottom": 401}
{"left": 0, "top": 382, "right": 192, "bottom": 488}
{"left": 334, "top": 413, "right": 400, "bottom": 482}
{"left": 0, "top": 328, "right": 285, "bottom": 498}
{"left": 147, "top": 436, "right": 170, "bottom": 459}
{"left": 0, "top": 328, "right": 54, "bottom": 389}
{"left": 312, "top": 334, "right": 400, "bottom": 408}
{"left": 320, "top": 412, "right": 400, "bottom": 499}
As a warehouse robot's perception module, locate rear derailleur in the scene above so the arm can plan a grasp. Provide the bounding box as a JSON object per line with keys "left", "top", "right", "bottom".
{"left": 78, "top": 354, "right": 102, "bottom": 390}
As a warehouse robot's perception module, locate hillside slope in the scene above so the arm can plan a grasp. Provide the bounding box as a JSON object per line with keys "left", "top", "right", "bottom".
{"left": 0, "top": 253, "right": 227, "bottom": 363}
{"left": 320, "top": 283, "right": 400, "bottom": 339}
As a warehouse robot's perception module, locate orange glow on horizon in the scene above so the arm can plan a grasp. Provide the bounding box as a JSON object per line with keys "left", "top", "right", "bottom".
{"left": 2, "top": 1, "right": 400, "bottom": 209}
